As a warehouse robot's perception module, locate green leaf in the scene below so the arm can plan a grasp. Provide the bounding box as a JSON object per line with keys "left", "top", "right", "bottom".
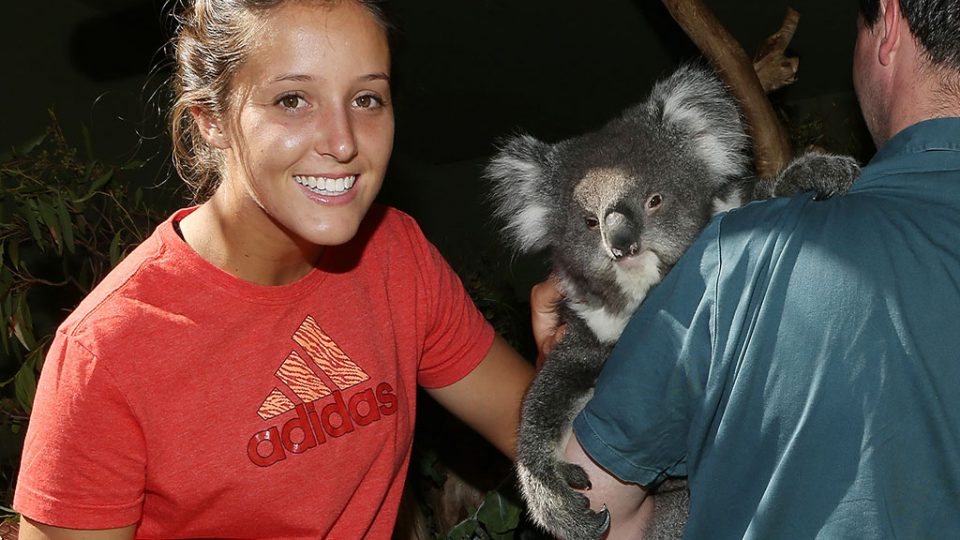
{"left": 120, "top": 159, "right": 145, "bottom": 171}
{"left": 0, "top": 288, "right": 10, "bottom": 355}
{"left": 0, "top": 265, "right": 12, "bottom": 300}
{"left": 8, "top": 240, "right": 19, "bottom": 269}
{"left": 15, "top": 132, "right": 48, "bottom": 156}
{"left": 446, "top": 518, "right": 479, "bottom": 540}
{"left": 14, "top": 355, "right": 37, "bottom": 414}
{"left": 14, "top": 292, "right": 37, "bottom": 351}
{"left": 56, "top": 194, "right": 75, "bottom": 253}
{"left": 37, "top": 198, "right": 62, "bottom": 251}
{"left": 417, "top": 447, "right": 447, "bottom": 487}
{"left": 76, "top": 169, "right": 114, "bottom": 203}
{"left": 23, "top": 201, "right": 45, "bottom": 250}
{"left": 109, "top": 231, "right": 123, "bottom": 267}
{"left": 81, "top": 124, "right": 94, "bottom": 162}
{"left": 476, "top": 491, "right": 521, "bottom": 534}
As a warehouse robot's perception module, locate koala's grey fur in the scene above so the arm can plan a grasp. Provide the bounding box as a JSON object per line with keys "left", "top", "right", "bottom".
{"left": 486, "top": 63, "right": 858, "bottom": 540}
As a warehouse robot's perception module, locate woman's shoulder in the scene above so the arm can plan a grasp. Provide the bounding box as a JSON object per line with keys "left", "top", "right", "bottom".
{"left": 58, "top": 215, "right": 196, "bottom": 351}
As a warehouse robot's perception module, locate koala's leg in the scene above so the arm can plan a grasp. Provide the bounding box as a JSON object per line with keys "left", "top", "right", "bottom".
{"left": 516, "top": 319, "right": 611, "bottom": 540}
{"left": 755, "top": 151, "right": 861, "bottom": 200}
{"left": 643, "top": 479, "right": 690, "bottom": 540}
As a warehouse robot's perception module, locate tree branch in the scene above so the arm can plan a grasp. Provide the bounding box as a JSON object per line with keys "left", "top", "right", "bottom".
{"left": 753, "top": 8, "right": 800, "bottom": 93}
{"left": 661, "top": 0, "right": 795, "bottom": 179}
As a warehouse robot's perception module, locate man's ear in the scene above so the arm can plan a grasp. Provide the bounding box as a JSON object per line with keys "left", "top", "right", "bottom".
{"left": 191, "top": 106, "right": 230, "bottom": 149}
{"left": 879, "top": 0, "right": 902, "bottom": 66}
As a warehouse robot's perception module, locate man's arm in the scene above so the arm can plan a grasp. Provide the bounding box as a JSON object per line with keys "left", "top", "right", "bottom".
{"left": 530, "top": 274, "right": 566, "bottom": 369}
{"left": 18, "top": 518, "right": 136, "bottom": 540}
{"left": 564, "top": 433, "right": 656, "bottom": 539}
{"left": 426, "top": 335, "right": 535, "bottom": 459}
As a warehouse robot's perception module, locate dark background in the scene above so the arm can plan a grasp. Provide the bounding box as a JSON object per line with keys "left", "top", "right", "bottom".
{"left": 0, "top": 0, "right": 873, "bottom": 302}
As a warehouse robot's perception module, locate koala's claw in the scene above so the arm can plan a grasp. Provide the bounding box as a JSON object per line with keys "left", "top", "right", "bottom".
{"left": 772, "top": 152, "right": 861, "bottom": 200}
{"left": 558, "top": 460, "right": 592, "bottom": 490}
{"left": 598, "top": 505, "right": 612, "bottom": 533}
{"left": 517, "top": 458, "right": 612, "bottom": 540}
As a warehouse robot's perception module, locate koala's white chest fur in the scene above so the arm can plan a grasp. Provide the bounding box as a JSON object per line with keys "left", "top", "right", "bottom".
{"left": 565, "top": 250, "right": 663, "bottom": 344}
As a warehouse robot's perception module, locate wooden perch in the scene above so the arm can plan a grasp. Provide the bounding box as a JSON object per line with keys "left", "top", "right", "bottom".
{"left": 662, "top": 0, "right": 797, "bottom": 179}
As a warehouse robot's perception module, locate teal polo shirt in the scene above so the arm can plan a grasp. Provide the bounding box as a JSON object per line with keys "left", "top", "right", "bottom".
{"left": 574, "top": 118, "right": 960, "bottom": 539}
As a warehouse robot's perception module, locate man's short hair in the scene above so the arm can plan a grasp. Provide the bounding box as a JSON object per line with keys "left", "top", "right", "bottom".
{"left": 859, "top": 0, "right": 960, "bottom": 71}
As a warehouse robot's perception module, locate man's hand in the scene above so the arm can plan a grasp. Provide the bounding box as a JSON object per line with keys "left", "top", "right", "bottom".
{"left": 531, "top": 274, "right": 567, "bottom": 369}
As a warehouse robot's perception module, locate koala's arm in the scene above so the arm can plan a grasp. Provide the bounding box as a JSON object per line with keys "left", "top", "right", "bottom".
{"left": 754, "top": 151, "right": 860, "bottom": 200}
{"left": 563, "top": 434, "right": 654, "bottom": 539}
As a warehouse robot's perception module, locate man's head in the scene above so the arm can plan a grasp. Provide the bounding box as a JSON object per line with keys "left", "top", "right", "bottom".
{"left": 853, "top": 0, "right": 960, "bottom": 146}
{"left": 859, "top": 0, "right": 960, "bottom": 70}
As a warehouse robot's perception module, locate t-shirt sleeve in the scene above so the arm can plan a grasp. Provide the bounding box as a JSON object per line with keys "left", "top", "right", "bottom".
{"left": 396, "top": 215, "right": 495, "bottom": 388}
{"left": 573, "top": 216, "right": 722, "bottom": 486}
{"left": 14, "top": 330, "right": 146, "bottom": 529}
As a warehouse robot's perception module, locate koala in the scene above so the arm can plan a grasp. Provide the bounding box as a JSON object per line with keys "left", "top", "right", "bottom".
{"left": 485, "top": 63, "right": 859, "bottom": 540}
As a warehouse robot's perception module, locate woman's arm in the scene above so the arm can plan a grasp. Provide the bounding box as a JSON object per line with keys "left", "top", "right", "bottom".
{"left": 425, "top": 335, "right": 535, "bottom": 459}
{"left": 18, "top": 518, "right": 136, "bottom": 540}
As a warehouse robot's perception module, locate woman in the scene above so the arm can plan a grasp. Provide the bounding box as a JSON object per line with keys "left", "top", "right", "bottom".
{"left": 15, "top": 0, "right": 534, "bottom": 537}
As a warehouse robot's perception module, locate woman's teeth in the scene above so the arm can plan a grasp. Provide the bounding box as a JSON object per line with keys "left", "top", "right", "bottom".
{"left": 294, "top": 175, "right": 356, "bottom": 194}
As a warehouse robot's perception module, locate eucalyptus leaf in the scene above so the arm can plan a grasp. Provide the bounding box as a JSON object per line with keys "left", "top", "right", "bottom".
{"left": 82, "top": 125, "right": 94, "bottom": 162}
{"left": 476, "top": 491, "right": 521, "bottom": 534}
{"left": 23, "top": 202, "right": 45, "bottom": 250}
{"left": 14, "top": 293, "right": 37, "bottom": 351}
{"left": 14, "top": 357, "right": 37, "bottom": 414}
{"left": 8, "top": 241, "right": 19, "bottom": 269}
{"left": 109, "top": 231, "right": 123, "bottom": 266}
{"left": 37, "top": 198, "right": 62, "bottom": 251}
{"left": 0, "top": 266, "right": 12, "bottom": 301}
{"left": 15, "top": 132, "right": 48, "bottom": 156}
{"left": 56, "top": 195, "right": 76, "bottom": 254}
{"left": 446, "top": 518, "right": 479, "bottom": 540}
{"left": 120, "top": 159, "right": 145, "bottom": 171}
{"left": 76, "top": 169, "right": 115, "bottom": 203}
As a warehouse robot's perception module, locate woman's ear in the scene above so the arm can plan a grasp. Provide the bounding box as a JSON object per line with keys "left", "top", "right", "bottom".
{"left": 191, "top": 106, "right": 230, "bottom": 149}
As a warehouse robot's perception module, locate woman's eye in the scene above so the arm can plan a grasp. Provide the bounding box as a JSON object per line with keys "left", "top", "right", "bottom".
{"left": 354, "top": 94, "right": 383, "bottom": 109}
{"left": 278, "top": 94, "right": 306, "bottom": 110}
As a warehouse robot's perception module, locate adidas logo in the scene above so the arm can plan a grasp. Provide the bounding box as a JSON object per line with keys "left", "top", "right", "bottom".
{"left": 247, "top": 315, "right": 398, "bottom": 467}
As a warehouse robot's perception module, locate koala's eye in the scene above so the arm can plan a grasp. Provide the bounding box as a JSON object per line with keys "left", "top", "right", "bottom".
{"left": 647, "top": 194, "right": 663, "bottom": 210}
{"left": 585, "top": 216, "right": 600, "bottom": 230}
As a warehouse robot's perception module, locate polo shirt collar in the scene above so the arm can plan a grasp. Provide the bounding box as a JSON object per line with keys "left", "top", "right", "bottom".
{"left": 871, "top": 117, "right": 960, "bottom": 165}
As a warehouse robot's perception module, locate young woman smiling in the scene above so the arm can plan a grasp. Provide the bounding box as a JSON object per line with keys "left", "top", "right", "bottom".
{"left": 15, "top": 1, "right": 534, "bottom": 538}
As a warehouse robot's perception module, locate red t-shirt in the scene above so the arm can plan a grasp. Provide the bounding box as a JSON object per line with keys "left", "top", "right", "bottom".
{"left": 15, "top": 204, "right": 494, "bottom": 538}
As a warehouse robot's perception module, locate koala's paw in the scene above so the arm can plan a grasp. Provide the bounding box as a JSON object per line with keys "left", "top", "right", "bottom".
{"left": 516, "top": 459, "right": 611, "bottom": 540}
{"left": 774, "top": 152, "right": 861, "bottom": 200}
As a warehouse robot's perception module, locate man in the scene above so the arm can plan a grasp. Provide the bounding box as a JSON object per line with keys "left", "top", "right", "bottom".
{"left": 534, "top": 0, "right": 960, "bottom": 537}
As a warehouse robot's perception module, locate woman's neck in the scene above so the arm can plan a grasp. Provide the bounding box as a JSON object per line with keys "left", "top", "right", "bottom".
{"left": 178, "top": 194, "right": 324, "bottom": 286}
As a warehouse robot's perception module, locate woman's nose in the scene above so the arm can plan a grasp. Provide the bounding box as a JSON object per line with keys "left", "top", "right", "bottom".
{"left": 315, "top": 105, "right": 358, "bottom": 162}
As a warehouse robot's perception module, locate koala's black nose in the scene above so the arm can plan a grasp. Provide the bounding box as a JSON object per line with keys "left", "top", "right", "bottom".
{"left": 604, "top": 211, "right": 640, "bottom": 260}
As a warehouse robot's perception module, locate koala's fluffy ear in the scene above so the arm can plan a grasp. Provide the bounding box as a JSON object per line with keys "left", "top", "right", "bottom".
{"left": 485, "top": 134, "right": 558, "bottom": 254}
{"left": 647, "top": 63, "right": 750, "bottom": 183}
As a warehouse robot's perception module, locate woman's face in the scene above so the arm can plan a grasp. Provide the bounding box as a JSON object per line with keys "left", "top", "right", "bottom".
{"left": 218, "top": 0, "right": 394, "bottom": 248}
